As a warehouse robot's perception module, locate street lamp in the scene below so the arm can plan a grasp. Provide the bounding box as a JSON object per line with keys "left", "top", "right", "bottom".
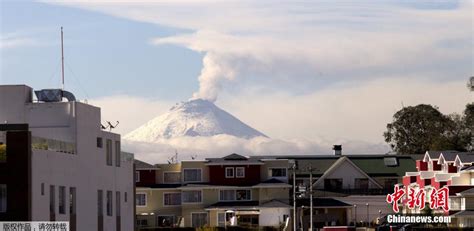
{"left": 291, "top": 161, "right": 296, "bottom": 231}
{"left": 353, "top": 204, "right": 357, "bottom": 226}
{"left": 308, "top": 166, "right": 313, "bottom": 231}
{"left": 366, "top": 203, "right": 369, "bottom": 227}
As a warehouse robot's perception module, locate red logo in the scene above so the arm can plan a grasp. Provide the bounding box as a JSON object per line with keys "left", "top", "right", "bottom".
{"left": 386, "top": 184, "right": 449, "bottom": 213}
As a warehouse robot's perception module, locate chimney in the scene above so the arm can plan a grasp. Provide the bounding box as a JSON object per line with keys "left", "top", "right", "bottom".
{"left": 333, "top": 145, "right": 342, "bottom": 156}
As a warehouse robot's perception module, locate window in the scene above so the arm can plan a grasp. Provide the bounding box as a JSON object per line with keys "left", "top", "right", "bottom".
{"left": 106, "top": 191, "right": 113, "bottom": 216}
{"left": 136, "top": 193, "right": 146, "bottom": 207}
{"left": 424, "top": 179, "right": 430, "bottom": 186}
{"left": 124, "top": 192, "right": 127, "bottom": 203}
{"left": 0, "top": 184, "right": 6, "bottom": 213}
{"left": 236, "top": 167, "right": 245, "bottom": 178}
{"left": 41, "top": 183, "right": 44, "bottom": 196}
{"left": 135, "top": 171, "right": 140, "bottom": 183}
{"left": 157, "top": 215, "right": 175, "bottom": 227}
{"left": 384, "top": 157, "right": 398, "bottom": 167}
{"left": 270, "top": 168, "right": 287, "bottom": 177}
{"left": 98, "top": 190, "right": 103, "bottom": 216}
{"left": 354, "top": 178, "right": 369, "bottom": 190}
{"left": 164, "top": 172, "right": 181, "bottom": 183}
{"left": 219, "top": 189, "right": 251, "bottom": 201}
{"left": 191, "top": 213, "right": 208, "bottom": 228}
{"left": 116, "top": 191, "right": 121, "bottom": 217}
{"left": 164, "top": 193, "right": 181, "bottom": 206}
{"left": 182, "top": 191, "right": 202, "bottom": 203}
{"left": 115, "top": 141, "right": 121, "bottom": 167}
{"left": 97, "top": 137, "right": 103, "bottom": 148}
{"left": 50, "top": 185, "right": 55, "bottom": 214}
{"left": 106, "top": 139, "right": 113, "bottom": 166}
{"left": 69, "top": 187, "right": 76, "bottom": 215}
{"left": 217, "top": 213, "right": 226, "bottom": 227}
{"left": 59, "top": 186, "right": 66, "bottom": 214}
{"left": 225, "top": 167, "right": 234, "bottom": 178}
{"left": 324, "top": 178, "right": 343, "bottom": 191}
{"left": 183, "top": 169, "right": 202, "bottom": 182}
{"left": 220, "top": 190, "right": 235, "bottom": 201}
{"left": 236, "top": 190, "right": 251, "bottom": 201}
{"left": 136, "top": 219, "right": 148, "bottom": 227}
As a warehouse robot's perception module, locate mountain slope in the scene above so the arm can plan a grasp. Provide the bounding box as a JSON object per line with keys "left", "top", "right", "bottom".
{"left": 124, "top": 99, "right": 267, "bottom": 142}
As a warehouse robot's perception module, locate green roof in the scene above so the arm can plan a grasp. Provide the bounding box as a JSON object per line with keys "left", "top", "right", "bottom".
{"left": 295, "top": 158, "right": 338, "bottom": 175}
{"left": 349, "top": 156, "right": 417, "bottom": 177}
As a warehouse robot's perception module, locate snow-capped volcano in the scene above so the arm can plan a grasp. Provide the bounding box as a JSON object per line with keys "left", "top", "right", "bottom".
{"left": 124, "top": 99, "right": 267, "bottom": 142}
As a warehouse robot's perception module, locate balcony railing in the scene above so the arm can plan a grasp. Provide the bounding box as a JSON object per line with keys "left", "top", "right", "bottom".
{"left": 32, "top": 136, "right": 76, "bottom": 154}
{"left": 312, "top": 188, "right": 393, "bottom": 196}
{"left": 121, "top": 151, "right": 134, "bottom": 162}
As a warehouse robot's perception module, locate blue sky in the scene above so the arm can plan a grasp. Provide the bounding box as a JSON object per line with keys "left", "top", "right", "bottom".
{"left": 1, "top": 1, "right": 202, "bottom": 100}
{"left": 1, "top": 1, "right": 472, "bottom": 157}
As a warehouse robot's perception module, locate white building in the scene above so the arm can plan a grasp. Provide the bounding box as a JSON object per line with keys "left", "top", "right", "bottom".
{"left": 0, "top": 85, "right": 134, "bottom": 231}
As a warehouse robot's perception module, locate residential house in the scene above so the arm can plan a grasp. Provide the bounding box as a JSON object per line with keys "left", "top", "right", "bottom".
{"left": 135, "top": 154, "right": 291, "bottom": 229}
{"left": 403, "top": 150, "right": 474, "bottom": 228}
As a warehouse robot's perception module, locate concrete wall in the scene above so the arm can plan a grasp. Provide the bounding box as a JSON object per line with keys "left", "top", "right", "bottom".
{"left": 0, "top": 85, "right": 134, "bottom": 231}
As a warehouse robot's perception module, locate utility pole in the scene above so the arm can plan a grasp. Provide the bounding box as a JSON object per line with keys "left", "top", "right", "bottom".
{"left": 292, "top": 162, "right": 297, "bottom": 231}
{"left": 61, "top": 26, "right": 65, "bottom": 90}
{"left": 309, "top": 165, "right": 313, "bottom": 231}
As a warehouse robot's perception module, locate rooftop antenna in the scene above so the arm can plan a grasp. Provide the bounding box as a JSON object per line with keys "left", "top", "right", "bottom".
{"left": 61, "top": 26, "right": 65, "bottom": 90}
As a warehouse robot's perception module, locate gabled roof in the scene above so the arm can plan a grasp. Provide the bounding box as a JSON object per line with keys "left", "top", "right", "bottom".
{"left": 313, "top": 156, "right": 383, "bottom": 189}
{"left": 295, "top": 158, "right": 339, "bottom": 175}
{"left": 223, "top": 153, "right": 248, "bottom": 160}
{"left": 451, "top": 210, "right": 474, "bottom": 217}
{"left": 425, "top": 151, "right": 474, "bottom": 163}
{"left": 252, "top": 178, "right": 291, "bottom": 188}
{"left": 206, "top": 153, "right": 264, "bottom": 165}
{"left": 206, "top": 201, "right": 259, "bottom": 209}
{"left": 296, "top": 198, "right": 351, "bottom": 208}
{"left": 135, "top": 159, "right": 158, "bottom": 170}
{"left": 459, "top": 188, "right": 474, "bottom": 196}
{"left": 461, "top": 165, "right": 474, "bottom": 171}
{"left": 260, "top": 199, "right": 290, "bottom": 208}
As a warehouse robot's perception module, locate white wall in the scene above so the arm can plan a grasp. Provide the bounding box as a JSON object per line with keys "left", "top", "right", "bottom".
{"left": 1, "top": 85, "right": 134, "bottom": 231}
{"left": 259, "top": 207, "right": 290, "bottom": 227}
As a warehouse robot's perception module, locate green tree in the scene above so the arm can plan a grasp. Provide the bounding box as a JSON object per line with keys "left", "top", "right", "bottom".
{"left": 431, "top": 113, "right": 471, "bottom": 152}
{"left": 384, "top": 104, "right": 474, "bottom": 154}
{"left": 384, "top": 104, "right": 449, "bottom": 154}
{"left": 465, "top": 103, "right": 474, "bottom": 128}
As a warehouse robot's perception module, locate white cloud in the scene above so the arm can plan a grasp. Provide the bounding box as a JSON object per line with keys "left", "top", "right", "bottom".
{"left": 0, "top": 33, "right": 38, "bottom": 49}
{"left": 45, "top": 1, "right": 473, "bottom": 163}
{"left": 124, "top": 135, "right": 389, "bottom": 164}
{"left": 93, "top": 77, "right": 471, "bottom": 163}
{"left": 47, "top": 0, "right": 473, "bottom": 101}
